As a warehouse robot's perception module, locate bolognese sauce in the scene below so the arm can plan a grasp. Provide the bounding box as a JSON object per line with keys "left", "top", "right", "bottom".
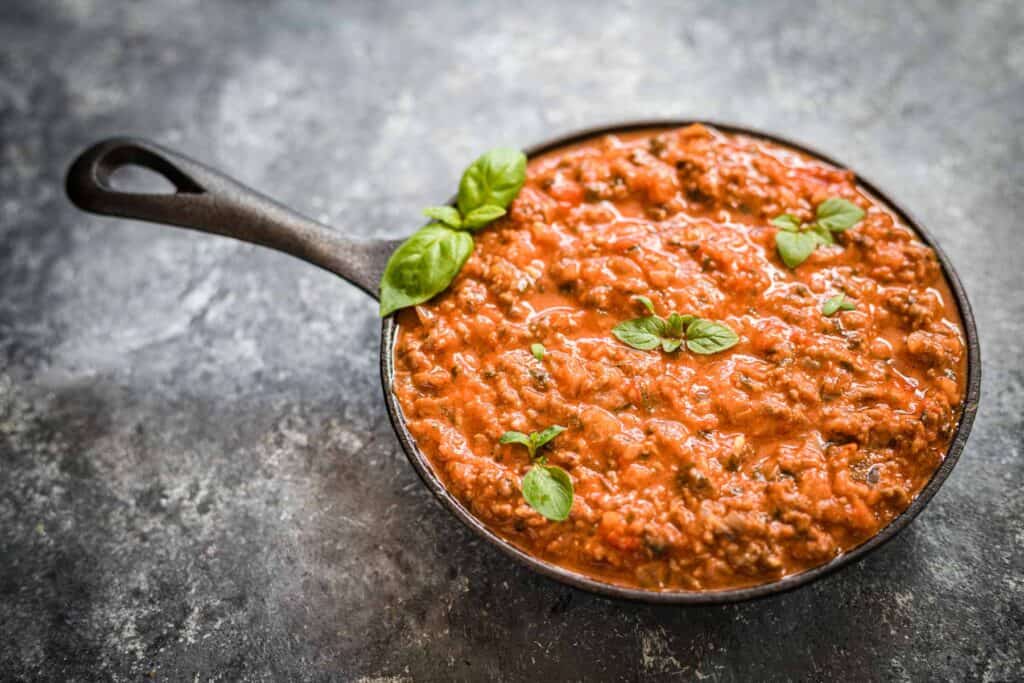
{"left": 392, "top": 124, "right": 966, "bottom": 591}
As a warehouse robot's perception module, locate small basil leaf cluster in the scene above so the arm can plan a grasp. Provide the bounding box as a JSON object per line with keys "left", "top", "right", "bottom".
{"left": 613, "top": 296, "right": 739, "bottom": 355}
{"left": 822, "top": 293, "right": 856, "bottom": 316}
{"left": 379, "top": 148, "right": 527, "bottom": 316}
{"left": 773, "top": 198, "right": 865, "bottom": 269}
{"left": 500, "top": 425, "right": 573, "bottom": 522}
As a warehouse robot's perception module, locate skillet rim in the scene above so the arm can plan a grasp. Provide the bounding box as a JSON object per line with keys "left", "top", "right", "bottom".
{"left": 378, "top": 119, "right": 982, "bottom": 605}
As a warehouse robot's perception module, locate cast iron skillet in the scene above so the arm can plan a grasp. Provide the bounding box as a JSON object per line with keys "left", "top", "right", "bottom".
{"left": 66, "top": 120, "right": 981, "bottom": 604}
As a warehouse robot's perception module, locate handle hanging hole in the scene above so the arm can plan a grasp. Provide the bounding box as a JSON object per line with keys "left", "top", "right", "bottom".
{"left": 107, "top": 164, "right": 178, "bottom": 195}
{"left": 92, "top": 144, "right": 205, "bottom": 195}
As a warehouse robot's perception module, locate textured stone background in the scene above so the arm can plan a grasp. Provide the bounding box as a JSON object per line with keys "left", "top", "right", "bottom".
{"left": 1, "top": 1, "right": 1021, "bottom": 680}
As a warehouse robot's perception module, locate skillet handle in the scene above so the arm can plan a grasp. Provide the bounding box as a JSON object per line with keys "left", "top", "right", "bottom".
{"left": 66, "top": 137, "right": 399, "bottom": 300}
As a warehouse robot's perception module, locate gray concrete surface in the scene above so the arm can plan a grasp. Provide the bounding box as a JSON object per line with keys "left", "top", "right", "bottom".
{"left": 1, "top": 1, "right": 1021, "bottom": 680}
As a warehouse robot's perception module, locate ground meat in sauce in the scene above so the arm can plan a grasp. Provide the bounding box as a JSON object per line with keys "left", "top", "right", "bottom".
{"left": 392, "top": 124, "right": 967, "bottom": 592}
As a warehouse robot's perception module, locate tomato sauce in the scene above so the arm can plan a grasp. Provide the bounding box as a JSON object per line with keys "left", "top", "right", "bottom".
{"left": 392, "top": 124, "right": 967, "bottom": 591}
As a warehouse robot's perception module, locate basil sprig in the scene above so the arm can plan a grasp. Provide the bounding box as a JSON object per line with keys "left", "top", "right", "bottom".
{"left": 500, "top": 425, "right": 573, "bottom": 521}
{"left": 501, "top": 425, "right": 565, "bottom": 459}
{"left": 772, "top": 198, "right": 864, "bottom": 269}
{"left": 822, "top": 293, "right": 856, "bottom": 316}
{"left": 379, "top": 148, "right": 527, "bottom": 316}
{"left": 612, "top": 297, "right": 738, "bottom": 355}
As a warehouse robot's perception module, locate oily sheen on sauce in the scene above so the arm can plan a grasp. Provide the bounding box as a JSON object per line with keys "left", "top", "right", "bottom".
{"left": 392, "top": 124, "right": 967, "bottom": 592}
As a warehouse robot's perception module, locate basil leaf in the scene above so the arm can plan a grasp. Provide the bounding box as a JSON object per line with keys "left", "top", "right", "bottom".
{"left": 462, "top": 205, "right": 507, "bottom": 231}
{"left": 816, "top": 198, "right": 865, "bottom": 232}
{"left": 661, "top": 338, "right": 682, "bottom": 352}
{"left": 422, "top": 205, "right": 462, "bottom": 228}
{"left": 634, "top": 295, "right": 656, "bottom": 314}
{"left": 666, "top": 312, "right": 694, "bottom": 338}
{"left": 531, "top": 425, "right": 566, "bottom": 452}
{"left": 522, "top": 464, "right": 574, "bottom": 521}
{"left": 822, "top": 295, "right": 843, "bottom": 316}
{"left": 379, "top": 224, "right": 474, "bottom": 316}
{"left": 457, "top": 147, "right": 527, "bottom": 216}
{"left": 822, "top": 294, "right": 856, "bottom": 316}
{"left": 613, "top": 316, "right": 668, "bottom": 350}
{"left": 500, "top": 430, "right": 534, "bottom": 455}
{"left": 531, "top": 343, "right": 546, "bottom": 361}
{"left": 775, "top": 229, "right": 820, "bottom": 268}
{"left": 502, "top": 425, "right": 564, "bottom": 459}
{"left": 771, "top": 213, "right": 802, "bottom": 231}
{"left": 685, "top": 318, "right": 739, "bottom": 355}
{"left": 808, "top": 223, "right": 835, "bottom": 246}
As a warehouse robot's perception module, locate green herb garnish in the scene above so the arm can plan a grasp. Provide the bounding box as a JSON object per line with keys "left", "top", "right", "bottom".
{"left": 500, "top": 425, "right": 572, "bottom": 521}
{"left": 612, "top": 297, "right": 737, "bottom": 355}
{"left": 773, "top": 198, "right": 864, "bottom": 269}
{"left": 822, "top": 293, "right": 856, "bottom": 316}
{"left": 612, "top": 315, "right": 668, "bottom": 351}
{"left": 422, "top": 205, "right": 463, "bottom": 228}
{"left": 531, "top": 343, "right": 546, "bottom": 361}
{"left": 462, "top": 205, "right": 507, "bottom": 230}
{"left": 457, "top": 148, "right": 527, "bottom": 221}
{"left": 500, "top": 425, "right": 565, "bottom": 459}
{"left": 521, "top": 465, "right": 574, "bottom": 522}
{"left": 378, "top": 225, "right": 474, "bottom": 317}
{"left": 635, "top": 295, "right": 656, "bottom": 314}
{"left": 380, "top": 148, "right": 527, "bottom": 316}
{"left": 816, "top": 198, "right": 866, "bottom": 232}
{"left": 684, "top": 318, "right": 741, "bottom": 354}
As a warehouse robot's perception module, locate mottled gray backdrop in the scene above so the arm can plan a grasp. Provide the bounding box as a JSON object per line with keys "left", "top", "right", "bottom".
{"left": 1, "top": 1, "right": 1021, "bottom": 681}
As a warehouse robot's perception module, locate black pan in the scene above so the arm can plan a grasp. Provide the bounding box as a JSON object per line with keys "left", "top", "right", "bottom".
{"left": 66, "top": 120, "right": 981, "bottom": 604}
